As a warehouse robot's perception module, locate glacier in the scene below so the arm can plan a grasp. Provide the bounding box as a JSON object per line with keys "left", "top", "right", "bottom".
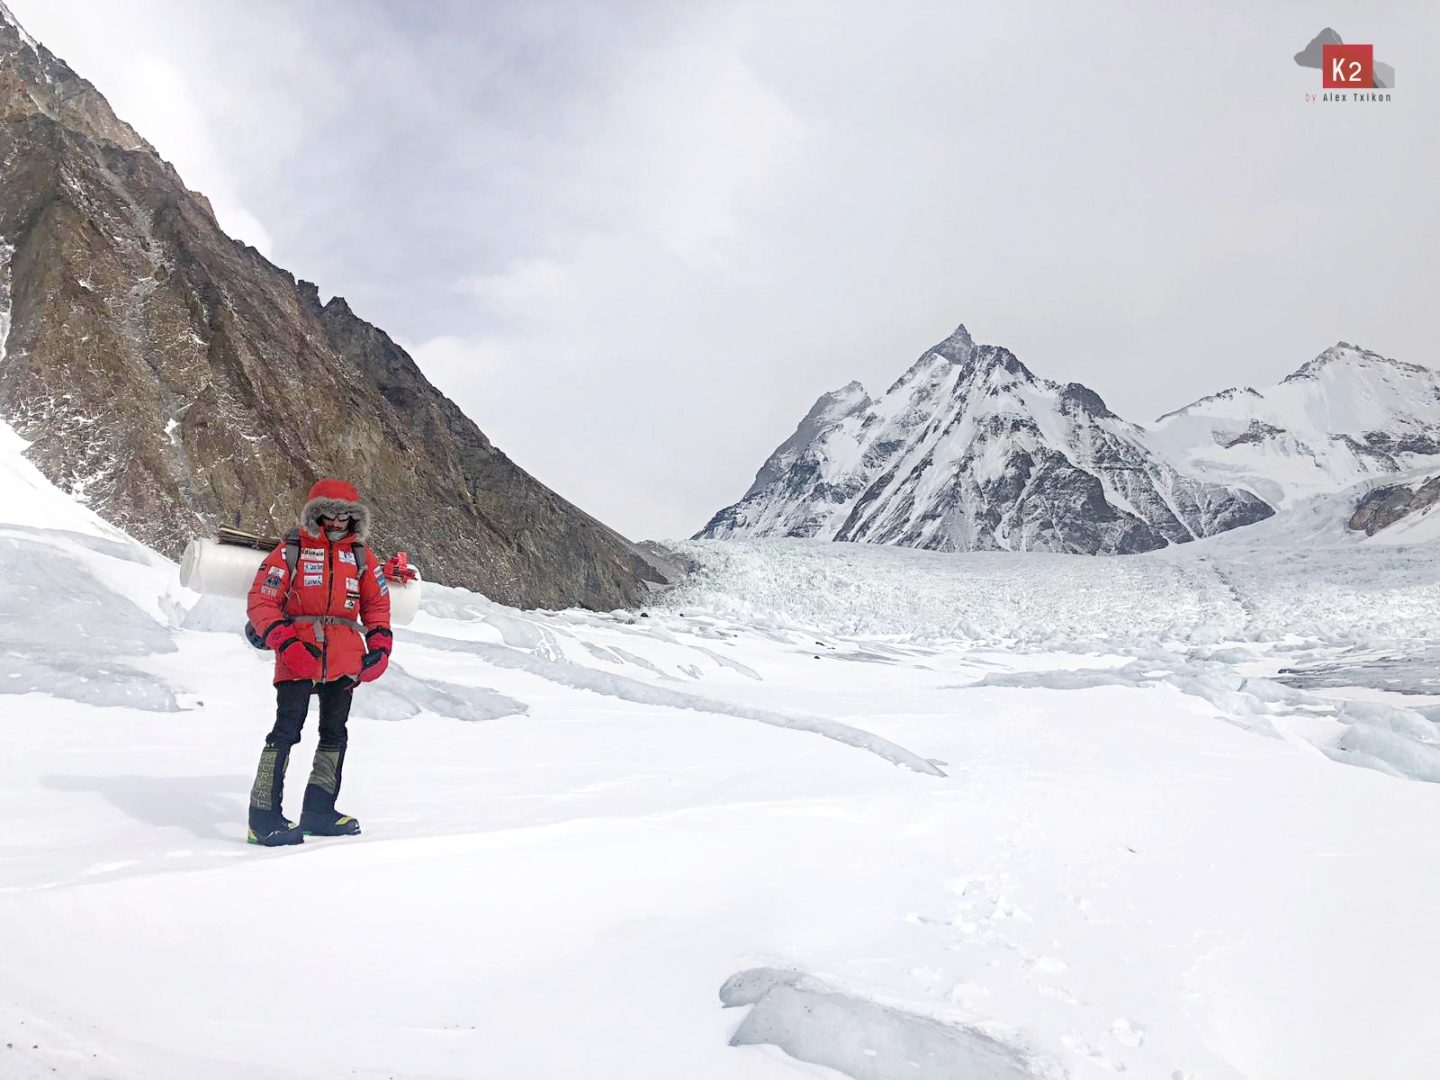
{"left": 3, "top": 400, "right": 1440, "bottom": 1077}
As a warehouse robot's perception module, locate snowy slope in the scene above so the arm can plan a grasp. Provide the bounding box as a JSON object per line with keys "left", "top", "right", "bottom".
{"left": 1150, "top": 342, "right": 1440, "bottom": 507}
{"left": 698, "top": 325, "right": 1273, "bottom": 554}
{"left": 4, "top": 480, "right": 1440, "bottom": 1078}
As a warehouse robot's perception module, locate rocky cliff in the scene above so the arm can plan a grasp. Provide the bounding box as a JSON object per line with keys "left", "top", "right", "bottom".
{"left": 0, "top": 3, "right": 665, "bottom": 609}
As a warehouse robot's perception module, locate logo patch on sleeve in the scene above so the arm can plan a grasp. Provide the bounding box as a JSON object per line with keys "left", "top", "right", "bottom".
{"left": 260, "top": 586, "right": 278, "bottom": 598}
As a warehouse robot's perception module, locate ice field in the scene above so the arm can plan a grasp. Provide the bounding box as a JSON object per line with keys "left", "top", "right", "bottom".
{"left": 3, "top": 423, "right": 1440, "bottom": 1079}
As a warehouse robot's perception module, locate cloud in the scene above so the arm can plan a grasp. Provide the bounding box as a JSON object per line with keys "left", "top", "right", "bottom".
{"left": 8, "top": 0, "right": 1436, "bottom": 544}
{"left": 403, "top": 334, "right": 504, "bottom": 386}
{"left": 456, "top": 258, "right": 570, "bottom": 323}
{"left": 590, "top": 24, "right": 806, "bottom": 266}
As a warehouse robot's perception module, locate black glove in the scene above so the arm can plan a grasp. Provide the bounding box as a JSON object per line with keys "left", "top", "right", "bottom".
{"left": 358, "top": 647, "right": 389, "bottom": 683}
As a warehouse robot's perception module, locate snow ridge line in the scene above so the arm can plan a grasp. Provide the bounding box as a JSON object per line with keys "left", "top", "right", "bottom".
{"left": 401, "top": 629, "right": 947, "bottom": 777}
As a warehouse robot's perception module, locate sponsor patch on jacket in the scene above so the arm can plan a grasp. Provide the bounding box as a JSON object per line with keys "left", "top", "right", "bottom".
{"left": 260, "top": 585, "right": 278, "bottom": 598}
{"left": 339, "top": 550, "right": 356, "bottom": 565}
{"left": 263, "top": 570, "right": 283, "bottom": 588}
{"left": 345, "top": 577, "right": 361, "bottom": 595}
{"left": 303, "top": 574, "right": 323, "bottom": 587}
{"left": 302, "top": 562, "right": 323, "bottom": 575}
{"left": 344, "top": 598, "right": 358, "bottom": 610}
{"left": 302, "top": 548, "right": 324, "bottom": 560}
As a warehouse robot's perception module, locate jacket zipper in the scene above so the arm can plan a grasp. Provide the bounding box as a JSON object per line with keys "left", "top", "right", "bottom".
{"left": 321, "top": 541, "right": 334, "bottom": 681}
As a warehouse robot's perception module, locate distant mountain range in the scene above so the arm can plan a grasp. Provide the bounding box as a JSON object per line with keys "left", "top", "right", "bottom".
{"left": 1150, "top": 343, "right": 1440, "bottom": 506}
{"left": 698, "top": 328, "right": 1440, "bottom": 552}
{"left": 0, "top": 2, "right": 667, "bottom": 608}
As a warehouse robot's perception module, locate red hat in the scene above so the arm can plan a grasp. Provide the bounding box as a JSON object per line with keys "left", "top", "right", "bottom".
{"left": 307, "top": 478, "right": 360, "bottom": 503}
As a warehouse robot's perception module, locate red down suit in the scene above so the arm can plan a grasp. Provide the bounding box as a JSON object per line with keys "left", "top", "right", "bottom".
{"left": 246, "top": 479, "right": 392, "bottom": 685}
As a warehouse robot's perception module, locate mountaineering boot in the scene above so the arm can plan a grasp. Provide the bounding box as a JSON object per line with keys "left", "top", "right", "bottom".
{"left": 247, "top": 744, "right": 304, "bottom": 846}
{"left": 300, "top": 811, "right": 361, "bottom": 837}
{"left": 248, "top": 819, "right": 303, "bottom": 846}
{"left": 299, "top": 744, "right": 361, "bottom": 837}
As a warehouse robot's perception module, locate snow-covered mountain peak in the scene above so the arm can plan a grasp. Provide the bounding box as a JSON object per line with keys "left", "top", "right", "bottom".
{"left": 699, "top": 324, "right": 1273, "bottom": 552}
{"left": 884, "top": 323, "right": 1036, "bottom": 401}
{"left": 938, "top": 322, "right": 974, "bottom": 355}
{"left": 1151, "top": 342, "right": 1440, "bottom": 506}
{"left": 1282, "top": 341, "right": 1433, "bottom": 385}
{"left": 1154, "top": 385, "right": 1262, "bottom": 424}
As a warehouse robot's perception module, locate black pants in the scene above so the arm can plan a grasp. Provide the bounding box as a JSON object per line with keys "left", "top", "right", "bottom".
{"left": 261, "top": 679, "right": 355, "bottom": 820}
{"left": 267, "top": 678, "right": 354, "bottom": 750}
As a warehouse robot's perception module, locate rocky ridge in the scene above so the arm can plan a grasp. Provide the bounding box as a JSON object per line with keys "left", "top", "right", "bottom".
{"left": 0, "top": 4, "right": 666, "bottom": 609}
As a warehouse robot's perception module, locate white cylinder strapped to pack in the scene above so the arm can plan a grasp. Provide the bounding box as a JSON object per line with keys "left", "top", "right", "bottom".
{"left": 178, "top": 538, "right": 423, "bottom": 626}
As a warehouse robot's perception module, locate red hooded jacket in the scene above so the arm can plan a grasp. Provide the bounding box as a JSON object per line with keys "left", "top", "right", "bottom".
{"left": 246, "top": 479, "right": 392, "bottom": 685}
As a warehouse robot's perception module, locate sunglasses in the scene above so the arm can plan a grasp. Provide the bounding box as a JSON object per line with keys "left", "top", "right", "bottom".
{"left": 321, "top": 513, "right": 355, "bottom": 524}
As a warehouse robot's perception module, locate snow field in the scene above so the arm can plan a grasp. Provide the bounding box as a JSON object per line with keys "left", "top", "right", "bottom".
{"left": 2, "top": 424, "right": 1440, "bottom": 1077}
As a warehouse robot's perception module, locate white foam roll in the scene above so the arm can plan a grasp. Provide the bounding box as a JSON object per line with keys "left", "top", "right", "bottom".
{"left": 178, "top": 539, "right": 423, "bottom": 626}
{"left": 179, "top": 538, "right": 266, "bottom": 598}
{"left": 387, "top": 568, "right": 423, "bottom": 626}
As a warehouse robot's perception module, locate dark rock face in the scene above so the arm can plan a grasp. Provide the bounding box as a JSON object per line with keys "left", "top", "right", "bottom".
{"left": 1349, "top": 476, "right": 1440, "bottom": 536}
{"left": 1218, "top": 421, "right": 1286, "bottom": 449}
{"left": 1362, "top": 431, "right": 1440, "bottom": 457}
{"left": 698, "top": 324, "right": 1275, "bottom": 554}
{"left": 0, "top": 9, "right": 665, "bottom": 609}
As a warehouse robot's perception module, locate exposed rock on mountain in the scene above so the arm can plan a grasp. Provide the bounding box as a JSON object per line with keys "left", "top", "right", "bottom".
{"left": 1149, "top": 343, "right": 1440, "bottom": 509}
{"left": 0, "top": 3, "right": 665, "bottom": 609}
{"left": 1349, "top": 473, "right": 1440, "bottom": 537}
{"left": 698, "top": 325, "right": 1274, "bottom": 554}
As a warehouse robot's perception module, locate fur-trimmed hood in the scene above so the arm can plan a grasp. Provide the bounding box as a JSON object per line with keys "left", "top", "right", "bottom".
{"left": 299, "top": 478, "right": 372, "bottom": 542}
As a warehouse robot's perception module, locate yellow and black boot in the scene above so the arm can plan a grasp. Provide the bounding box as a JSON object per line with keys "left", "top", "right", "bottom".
{"left": 299, "top": 743, "right": 361, "bottom": 837}
{"left": 247, "top": 743, "right": 304, "bottom": 846}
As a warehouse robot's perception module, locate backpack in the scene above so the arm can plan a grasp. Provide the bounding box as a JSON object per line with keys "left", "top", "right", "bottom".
{"left": 244, "top": 529, "right": 369, "bottom": 650}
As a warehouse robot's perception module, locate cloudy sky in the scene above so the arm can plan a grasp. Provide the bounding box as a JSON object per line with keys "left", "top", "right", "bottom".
{"left": 8, "top": 0, "right": 1437, "bottom": 539}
